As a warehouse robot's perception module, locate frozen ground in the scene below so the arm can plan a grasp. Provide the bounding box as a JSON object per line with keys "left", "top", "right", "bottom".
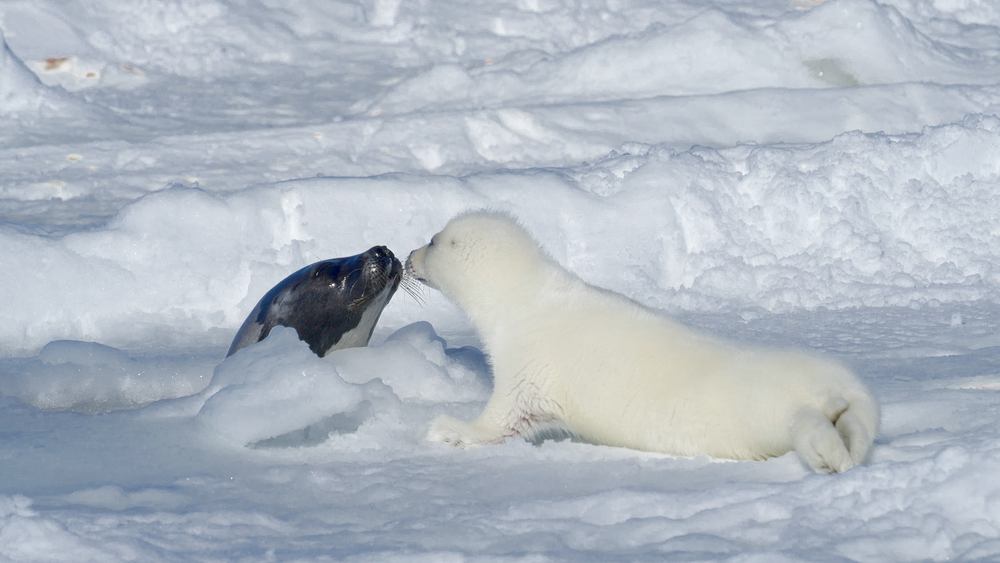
{"left": 2, "top": 0, "right": 1000, "bottom": 560}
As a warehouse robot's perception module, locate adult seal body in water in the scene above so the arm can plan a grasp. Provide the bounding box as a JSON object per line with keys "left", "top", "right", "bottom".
{"left": 227, "top": 246, "right": 402, "bottom": 358}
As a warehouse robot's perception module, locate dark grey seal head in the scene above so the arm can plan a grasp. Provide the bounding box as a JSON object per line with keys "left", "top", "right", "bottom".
{"left": 227, "top": 246, "right": 402, "bottom": 358}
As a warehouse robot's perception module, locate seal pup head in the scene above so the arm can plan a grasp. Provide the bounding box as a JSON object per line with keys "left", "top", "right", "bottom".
{"left": 406, "top": 211, "right": 555, "bottom": 316}
{"left": 227, "top": 246, "right": 402, "bottom": 358}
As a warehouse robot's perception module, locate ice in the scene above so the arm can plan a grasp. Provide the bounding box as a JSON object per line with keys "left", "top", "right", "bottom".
{"left": 194, "top": 328, "right": 397, "bottom": 448}
{"left": 4, "top": 117, "right": 999, "bottom": 354}
{"left": 0, "top": 29, "right": 45, "bottom": 114}
{"left": 138, "top": 323, "right": 487, "bottom": 451}
{"left": 3, "top": 0, "right": 1000, "bottom": 559}
{"left": 0, "top": 339, "right": 210, "bottom": 412}
{"left": 0, "top": 495, "right": 118, "bottom": 562}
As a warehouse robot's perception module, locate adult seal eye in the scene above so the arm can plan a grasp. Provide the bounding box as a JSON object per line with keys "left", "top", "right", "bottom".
{"left": 371, "top": 246, "right": 390, "bottom": 260}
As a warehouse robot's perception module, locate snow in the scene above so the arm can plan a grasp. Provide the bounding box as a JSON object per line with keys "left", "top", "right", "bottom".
{"left": 2, "top": 0, "right": 1000, "bottom": 560}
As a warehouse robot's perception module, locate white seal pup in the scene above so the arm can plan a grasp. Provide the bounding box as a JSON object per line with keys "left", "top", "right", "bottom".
{"left": 407, "top": 212, "right": 878, "bottom": 473}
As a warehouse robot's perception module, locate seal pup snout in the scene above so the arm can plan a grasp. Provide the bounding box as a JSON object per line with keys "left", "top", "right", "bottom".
{"left": 405, "top": 247, "right": 435, "bottom": 289}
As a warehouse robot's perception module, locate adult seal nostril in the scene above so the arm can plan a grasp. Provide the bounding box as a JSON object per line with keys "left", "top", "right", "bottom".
{"left": 227, "top": 246, "right": 403, "bottom": 358}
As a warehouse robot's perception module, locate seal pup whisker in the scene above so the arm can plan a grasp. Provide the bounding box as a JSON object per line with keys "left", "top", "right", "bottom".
{"left": 400, "top": 271, "right": 427, "bottom": 306}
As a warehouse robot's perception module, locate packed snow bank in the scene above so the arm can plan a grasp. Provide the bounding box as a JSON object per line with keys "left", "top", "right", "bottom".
{"left": 0, "top": 28, "right": 117, "bottom": 148}
{"left": 884, "top": 0, "right": 1000, "bottom": 27}
{"left": 3, "top": 116, "right": 1000, "bottom": 355}
{"left": 361, "top": 0, "right": 1000, "bottom": 115}
{"left": 4, "top": 82, "right": 996, "bottom": 225}
{"left": 0, "top": 30, "right": 45, "bottom": 114}
{"left": 3, "top": 0, "right": 998, "bottom": 144}
{"left": 0, "top": 1, "right": 284, "bottom": 79}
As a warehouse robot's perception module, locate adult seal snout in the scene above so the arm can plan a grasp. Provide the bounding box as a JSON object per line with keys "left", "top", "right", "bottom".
{"left": 227, "top": 246, "right": 402, "bottom": 358}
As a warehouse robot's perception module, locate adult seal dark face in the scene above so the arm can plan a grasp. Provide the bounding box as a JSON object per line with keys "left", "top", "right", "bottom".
{"left": 227, "top": 246, "right": 402, "bottom": 358}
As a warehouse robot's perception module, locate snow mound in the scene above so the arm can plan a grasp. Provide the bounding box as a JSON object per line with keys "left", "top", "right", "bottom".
{"left": 0, "top": 340, "right": 210, "bottom": 412}
{"left": 585, "top": 115, "right": 1000, "bottom": 311}
{"left": 193, "top": 327, "right": 400, "bottom": 448}
{"left": 148, "top": 324, "right": 488, "bottom": 449}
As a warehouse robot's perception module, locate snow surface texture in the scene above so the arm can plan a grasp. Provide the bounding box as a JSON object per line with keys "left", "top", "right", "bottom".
{"left": 2, "top": 0, "right": 1000, "bottom": 560}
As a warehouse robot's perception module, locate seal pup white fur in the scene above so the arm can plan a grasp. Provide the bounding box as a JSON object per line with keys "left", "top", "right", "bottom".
{"left": 408, "top": 212, "right": 879, "bottom": 473}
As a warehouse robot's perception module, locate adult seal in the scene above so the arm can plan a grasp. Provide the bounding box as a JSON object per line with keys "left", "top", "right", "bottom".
{"left": 227, "top": 246, "right": 402, "bottom": 358}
